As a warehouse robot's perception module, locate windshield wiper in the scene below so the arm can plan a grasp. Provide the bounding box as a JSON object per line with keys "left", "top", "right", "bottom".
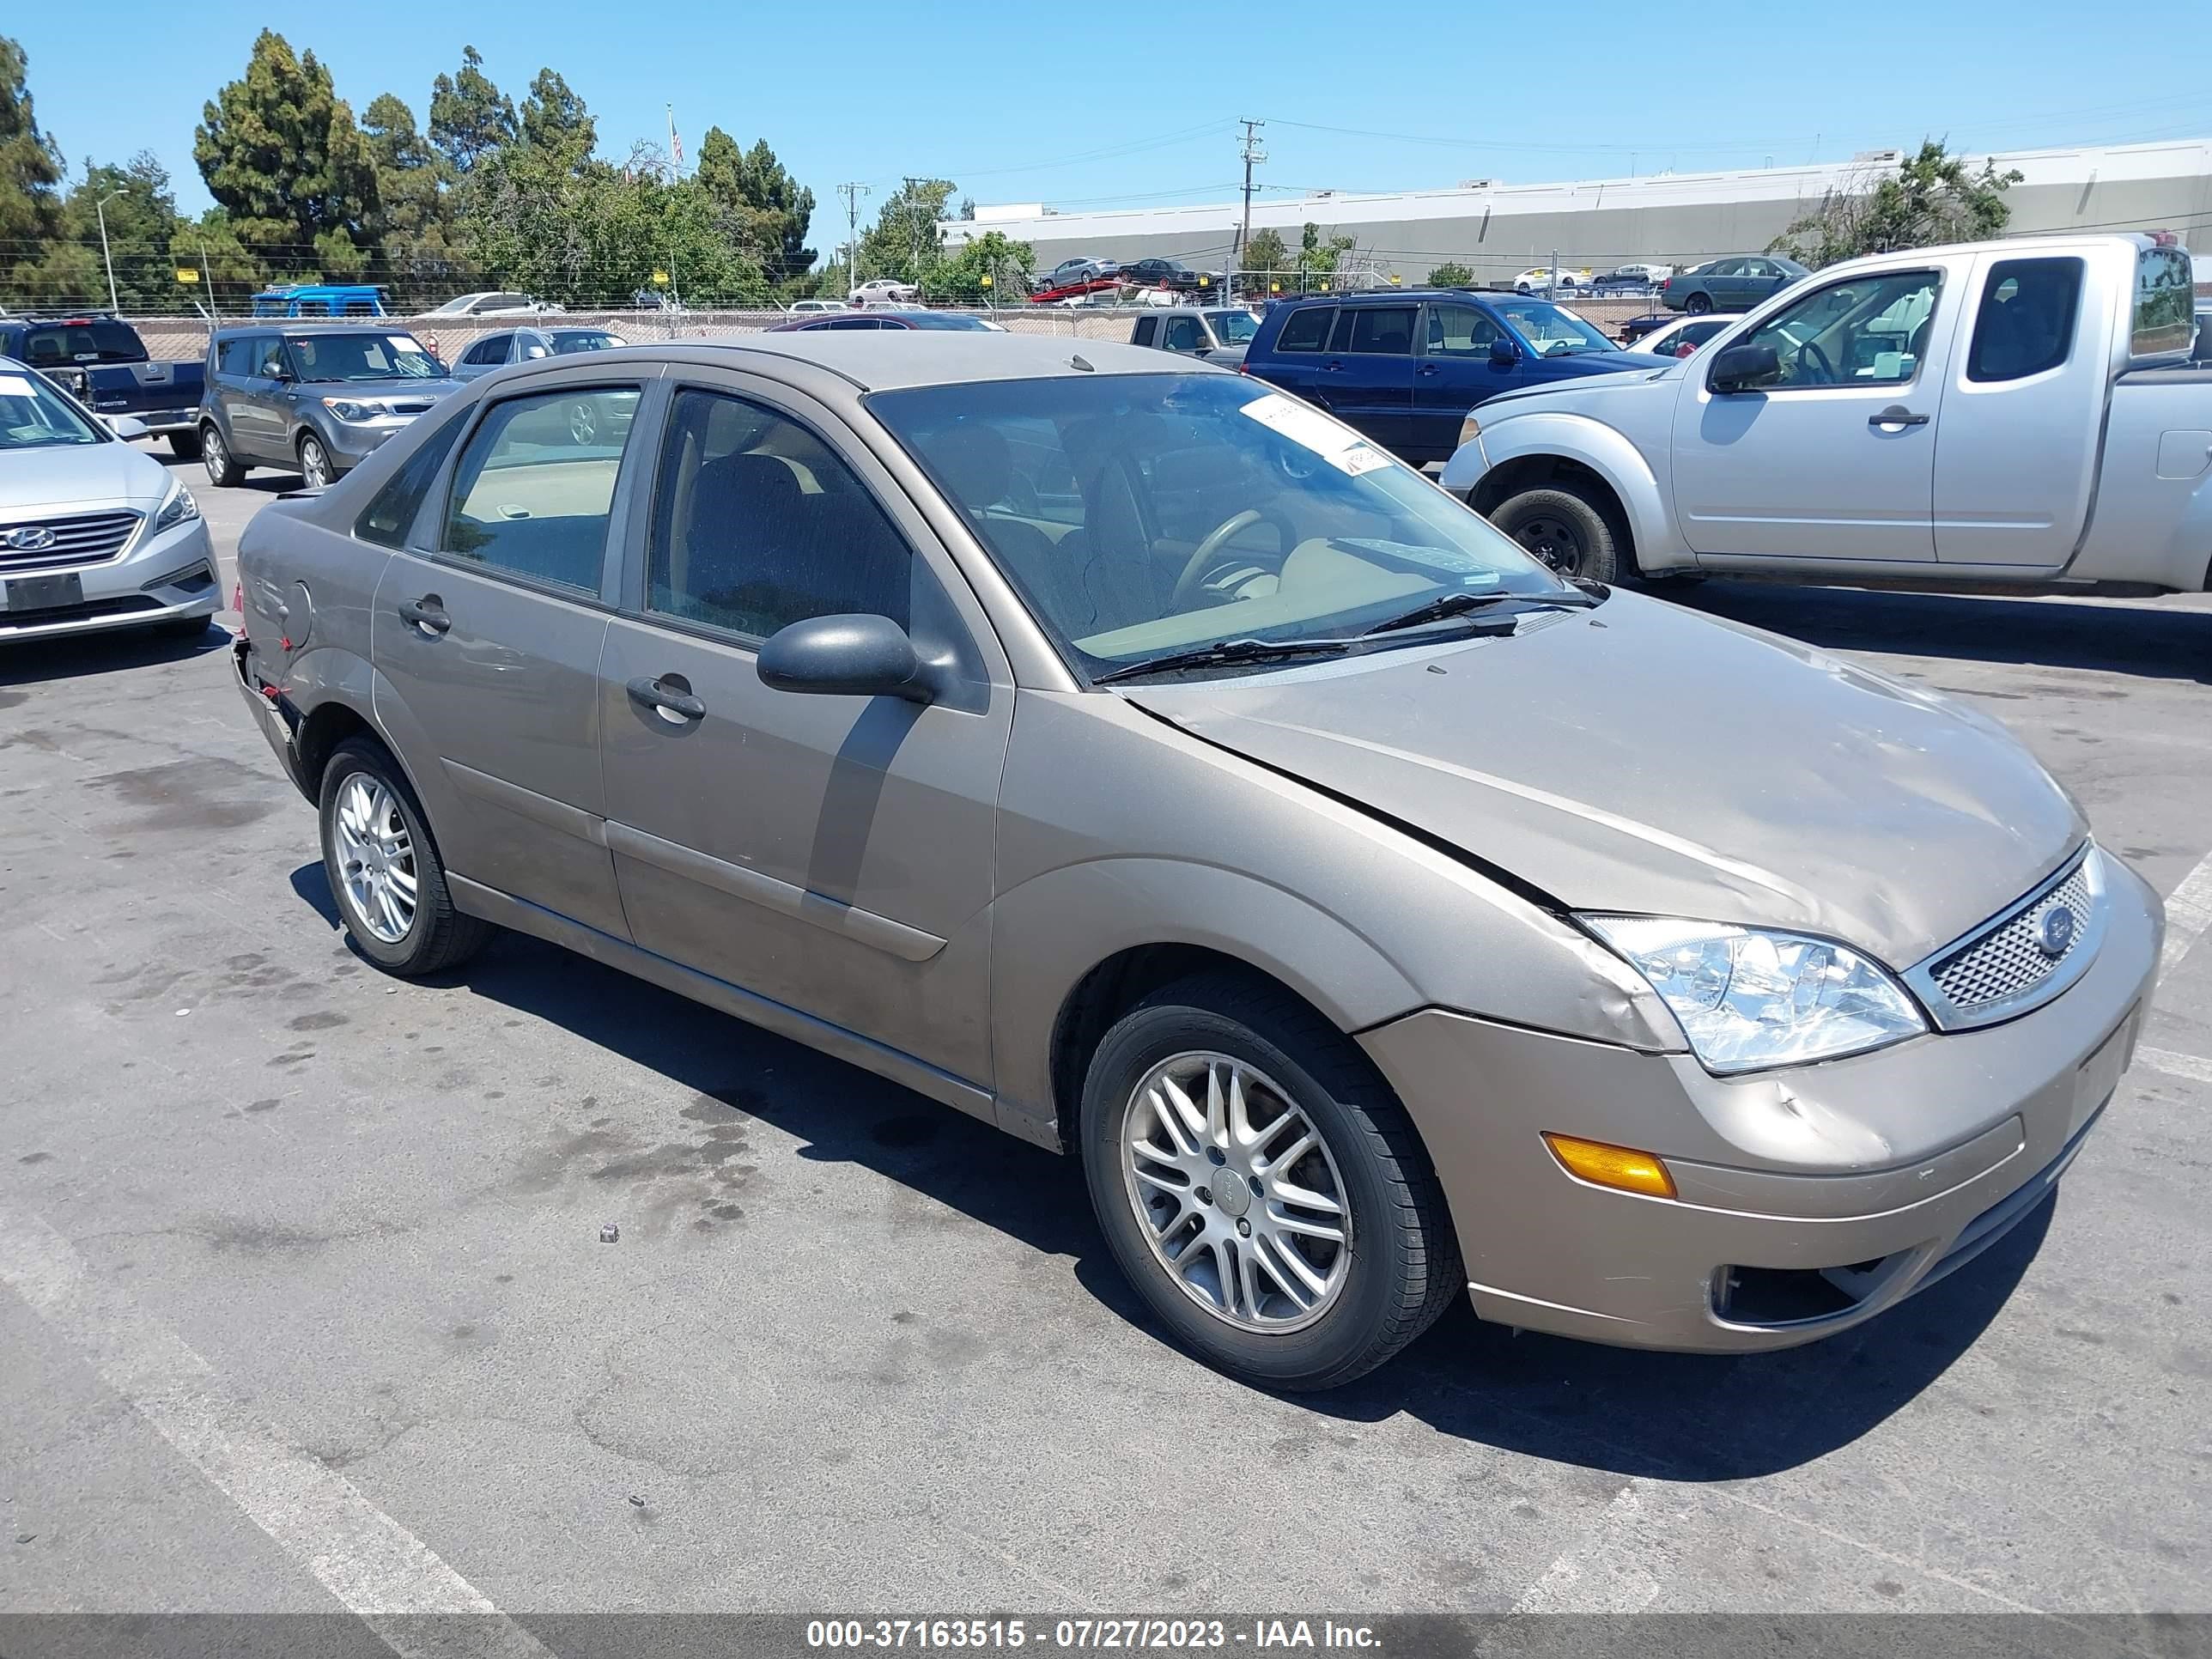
{"left": 1091, "top": 636, "right": 1358, "bottom": 684}
{"left": 1359, "top": 589, "right": 1595, "bottom": 636}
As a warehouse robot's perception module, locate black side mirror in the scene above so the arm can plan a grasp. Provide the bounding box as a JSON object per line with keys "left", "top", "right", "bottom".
{"left": 1708, "top": 343, "right": 1778, "bottom": 392}
{"left": 757, "top": 613, "right": 945, "bottom": 704}
{"left": 1488, "top": 337, "right": 1518, "bottom": 367}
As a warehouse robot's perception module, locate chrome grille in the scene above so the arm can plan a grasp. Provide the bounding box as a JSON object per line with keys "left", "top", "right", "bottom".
{"left": 1930, "top": 860, "right": 2094, "bottom": 1012}
{"left": 0, "top": 509, "right": 140, "bottom": 572}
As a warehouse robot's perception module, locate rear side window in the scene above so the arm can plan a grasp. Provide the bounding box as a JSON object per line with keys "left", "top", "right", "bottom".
{"left": 1967, "top": 258, "right": 2084, "bottom": 383}
{"left": 1333, "top": 306, "right": 1415, "bottom": 356}
{"left": 2132, "top": 245, "right": 2195, "bottom": 358}
{"left": 440, "top": 386, "right": 641, "bottom": 595}
{"left": 356, "top": 410, "right": 470, "bottom": 549}
{"left": 1133, "top": 316, "right": 1158, "bottom": 346}
{"left": 217, "top": 338, "right": 259, "bottom": 375}
{"left": 1273, "top": 306, "right": 1334, "bottom": 352}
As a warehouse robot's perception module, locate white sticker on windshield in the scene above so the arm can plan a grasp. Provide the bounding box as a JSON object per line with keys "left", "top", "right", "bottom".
{"left": 1240, "top": 392, "right": 1395, "bottom": 477}
{"left": 0, "top": 374, "right": 37, "bottom": 398}
{"left": 387, "top": 336, "right": 421, "bottom": 354}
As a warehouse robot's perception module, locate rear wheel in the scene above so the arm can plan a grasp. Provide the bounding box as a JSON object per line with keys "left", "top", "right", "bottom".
{"left": 1079, "top": 972, "right": 1462, "bottom": 1390}
{"left": 318, "top": 738, "right": 491, "bottom": 977}
{"left": 1491, "top": 483, "right": 1621, "bottom": 584}
{"left": 167, "top": 430, "right": 204, "bottom": 460}
{"left": 1683, "top": 291, "right": 1714, "bottom": 316}
{"left": 201, "top": 423, "right": 245, "bottom": 487}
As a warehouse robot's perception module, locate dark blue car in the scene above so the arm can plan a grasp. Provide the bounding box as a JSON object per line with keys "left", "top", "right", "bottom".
{"left": 1243, "top": 289, "right": 1660, "bottom": 465}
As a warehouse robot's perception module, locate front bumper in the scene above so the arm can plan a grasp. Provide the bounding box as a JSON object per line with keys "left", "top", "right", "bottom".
{"left": 0, "top": 519, "right": 219, "bottom": 643}
{"left": 1358, "top": 854, "right": 2164, "bottom": 1352}
{"left": 317, "top": 418, "right": 413, "bottom": 471}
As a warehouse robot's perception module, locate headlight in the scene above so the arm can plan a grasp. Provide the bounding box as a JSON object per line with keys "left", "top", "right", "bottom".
{"left": 1583, "top": 916, "right": 1927, "bottom": 1073}
{"left": 154, "top": 477, "right": 200, "bottom": 532}
{"left": 322, "top": 398, "right": 374, "bottom": 422}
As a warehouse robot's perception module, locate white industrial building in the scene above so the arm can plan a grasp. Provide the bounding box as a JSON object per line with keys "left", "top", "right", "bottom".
{"left": 942, "top": 138, "right": 2212, "bottom": 283}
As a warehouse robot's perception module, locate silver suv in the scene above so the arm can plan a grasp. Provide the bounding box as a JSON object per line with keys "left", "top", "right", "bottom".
{"left": 198, "top": 325, "right": 462, "bottom": 490}
{"left": 233, "top": 335, "right": 2160, "bottom": 1389}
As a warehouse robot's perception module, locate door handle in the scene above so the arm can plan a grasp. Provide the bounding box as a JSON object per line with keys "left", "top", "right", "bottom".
{"left": 1320, "top": 360, "right": 1344, "bottom": 372}
{"left": 627, "top": 676, "right": 706, "bottom": 721}
{"left": 396, "top": 595, "right": 451, "bottom": 635}
{"left": 1869, "top": 405, "right": 1929, "bottom": 428}
{"left": 1418, "top": 364, "right": 1439, "bottom": 376}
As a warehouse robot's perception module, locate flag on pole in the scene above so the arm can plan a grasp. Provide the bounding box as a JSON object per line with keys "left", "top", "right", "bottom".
{"left": 666, "top": 105, "right": 684, "bottom": 173}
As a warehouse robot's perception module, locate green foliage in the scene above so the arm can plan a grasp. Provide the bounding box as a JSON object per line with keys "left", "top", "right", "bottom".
{"left": 49, "top": 154, "right": 184, "bottom": 309}
{"left": 860, "top": 178, "right": 954, "bottom": 284}
{"left": 1240, "top": 227, "right": 1289, "bottom": 277}
{"left": 0, "top": 35, "right": 64, "bottom": 247}
{"left": 1297, "top": 222, "right": 1357, "bottom": 276}
{"left": 694, "top": 129, "right": 815, "bottom": 284}
{"left": 519, "top": 69, "right": 594, "bottom": 167}
{"left": 1427, "top": 261, "right": 1475, "bottom": 287}
{"left": 193, "top": 31, "right": 380, "bottom": 277}
{"left": 935, "top": 230, "right": 1034, "bottom": 301}
{"left": 428, "top": 46, "right": 516, "bottom": 174}
{"left": 1771, "top": 140, "right": 2024, "bottom": 267}
{"left": 363, "top": 93, "right": 471, "bottom": 291}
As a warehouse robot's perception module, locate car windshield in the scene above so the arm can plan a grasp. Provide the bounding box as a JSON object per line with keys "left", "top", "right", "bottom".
{"left": 285, "top": 333, "right": 441, "bottom": 382}
{"left": 903, "top": 313, "right": 999, "bottom": 331}
{"left": 1208, "top": 312, "right": 1259, "bottom": 343}
{"left": 0, "top": 368, "right": 105, "bottom": 449}
{"left": 872, "top": 373, "right": 1577, "bottom": 678}
{"left": 19, "top": 320, "right": 147, "bottom": 365}
{"left": 1494, "top": 301, "right": 1617, "bottom": 356}
{"left": 552, "top": 331, "right": 624, "bottom": 354}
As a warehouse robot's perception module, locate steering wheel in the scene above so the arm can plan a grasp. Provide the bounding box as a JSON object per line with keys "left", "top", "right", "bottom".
{"left": 1170, "top": 509, "right": 1293, "bottom": 610}
{"left": 1794, "top": 340, "right": 1838, "bottom": 386}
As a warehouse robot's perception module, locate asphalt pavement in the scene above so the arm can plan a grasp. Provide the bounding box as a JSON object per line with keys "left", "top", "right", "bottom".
{"left": 3, "top": 453, "right": 2209, "bottom": 1632}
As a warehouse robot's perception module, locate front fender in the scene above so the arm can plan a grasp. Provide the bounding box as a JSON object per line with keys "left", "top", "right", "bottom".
{"left": 1444, "top": 411, "right": 1690, "bottom": 574}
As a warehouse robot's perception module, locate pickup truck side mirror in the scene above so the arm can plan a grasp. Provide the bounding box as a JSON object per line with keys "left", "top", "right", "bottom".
{"left": 757, "top": 613, "right": 946, "bottom": 705}
{"left": 1708, "top": 343, "right": 1779, "bottom": 392}
{"left": 1488, "top": 337, "right": 1519, "bottom": 367}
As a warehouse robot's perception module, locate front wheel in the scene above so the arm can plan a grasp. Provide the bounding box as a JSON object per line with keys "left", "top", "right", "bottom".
{"left": 1490, "top": 483, "right": 1622, "bottom": 584}
{"left": 1079, "top": 972, "right": 1462, "bottom": 1390}
{"left": 298, "top": 434, "right": 334, "bottom": 490}
{"left": 318, "top": 738, "right": 492, "bottom": 977}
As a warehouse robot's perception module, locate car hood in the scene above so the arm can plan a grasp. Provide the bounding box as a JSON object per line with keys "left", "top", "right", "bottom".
{"left": 300, "top": 377, "right": 462, "bottom": 404}
{"left": 1, "top": 440, "right": 167, "bottom": 507}
{"left": 1481, "top": 365, "right": 1677, "bottom": 417}
{"left": 1121, "top": 592, "right": 2083, "bottom": 969}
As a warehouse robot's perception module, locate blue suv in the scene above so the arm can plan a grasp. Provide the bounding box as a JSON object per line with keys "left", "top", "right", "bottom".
{"left": 1243, "top": 289, "right": 1662, "bottom": 465}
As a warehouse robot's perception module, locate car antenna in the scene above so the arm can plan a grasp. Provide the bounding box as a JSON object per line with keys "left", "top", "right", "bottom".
{"left": 1069, "top": 353, "right": 1095, "bottom": 373}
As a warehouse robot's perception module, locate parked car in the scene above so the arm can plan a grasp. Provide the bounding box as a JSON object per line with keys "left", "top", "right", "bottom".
{"left": 2187, "top": 302, "right": 2211, "bottom": 364}
{"left": 1130, "top": 307, "right": 1260, "bottom": 365}
{"left": 1621, "top": 313, "right": 1741, "bottom": 359}
{"left": 420, "top": 292, "right": 560, "bottom": 319}
{"left": 250, "top": 284, "right": 391, "bottom": 319}
{"left": 1591, "top": 264, "right": 1673, "bottom": 294}
{"left": 1122, "top": 258, "right": 1218, "bottom": 295}
{"left": 198, "top": 324, "right": 461, "bottom": 490}
{"left": 787, "top": 300, "right": 851, "bottom": 314}
{"left": 0, "top": 313, "right": 205, "bottom": 457}
{"left": 1445, "top": 234, "right": 2208, "bottom": 593}
{"left": 1242, "top": 289, "right": 1664, "bottom": 465}
{"left": 1659, "top": 254, "right": 1808, "bottom": 314}
{"left": 1613, "top": 313, "right": 1674, "bottom": 346}
{"left": 1038, "top": 258, "right": 1121, "bottom": 291}
{"left": 0, "top": 357, "right": 217, "bottom": 642}
{"left": 448, "top": 326, "right": 629, "bottom": 382}
{"left": 230, "top": 331, "right": 2160, "bottom": 1389}
{"left": 1511, "top": 267, "right": 1589, "bottom": 295}
{"left": 766, "top": 311, "right": 1006, "bottom": 332}
{"left": 850, "top": 277, "right": 920, "bottom": 304}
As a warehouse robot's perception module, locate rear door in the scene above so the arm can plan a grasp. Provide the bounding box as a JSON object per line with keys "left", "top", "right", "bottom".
{"left": 1252, "top": 304, "right": 1334, "bottom": 399}
{"left": 1316, "top": 304, "right": 1418, "bottom": 453}
{"left": 595, "top": 371, "right": 1012, "bottom": 1082}
{"left": 370, "top": 368, "right": 653, "bottom": 938}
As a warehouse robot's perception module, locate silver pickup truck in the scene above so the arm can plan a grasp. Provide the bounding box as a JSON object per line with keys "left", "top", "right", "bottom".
{"left": 1441, "top": 234, "right": 2209, "bottom": 594}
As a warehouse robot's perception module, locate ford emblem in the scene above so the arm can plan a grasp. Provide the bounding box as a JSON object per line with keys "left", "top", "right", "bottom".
{"left": 4, "top": 526, "right": 57, "bottom": 552}
{"left": 2039, "top": 906, "right": 2077, "bottom": 958}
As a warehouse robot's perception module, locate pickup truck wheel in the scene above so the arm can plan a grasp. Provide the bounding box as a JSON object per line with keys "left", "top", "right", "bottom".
{"left": 1683, "top": 292, "right": 1713, "bottom": 315}
{"left": 318, "top": 738, "right": 492, "bottom": 977}
{"left": 200, "top": 424, "right": 245, "bottom": 488}
{"left": 167, "top": 430, "right": 204, "bottom": 460}
{"left": 1491, "top": 485, "right": 1620, "bottom": 584}
{"left": 1080, "top": 971, "right": 1462, "bottom": 1391}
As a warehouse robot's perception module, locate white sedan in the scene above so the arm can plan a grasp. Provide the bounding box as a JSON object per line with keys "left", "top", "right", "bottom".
{"left": 1623, "top": 313, "right": 1742, "bottom": 359}
{"left": 850, "top": 277, "right": 919, "bottom": 304}
{"left": 0, "top": 361, "right": 219, "bottom": 643}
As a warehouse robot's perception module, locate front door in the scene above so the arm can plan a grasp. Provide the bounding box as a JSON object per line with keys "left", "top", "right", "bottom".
{"left": 370, "top": 377, "right": 649, "bottom": 939}
{"left": 1315, "top": 304, "right": 1418, "bottom": 455}
{"left": 1670, "top": 264, "right": 1957, "bottom": 562}
{"left": 1413, "top": 301, "right": 1510, "bottom": 461}
{"left": 596, "top": 377, "right": 1012, "bottom": 1084}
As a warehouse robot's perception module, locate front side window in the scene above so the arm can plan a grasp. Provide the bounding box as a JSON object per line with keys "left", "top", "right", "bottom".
{"left": 1426, "top": 303, "right": 1504, "bottom": 356}
{"left": 1967, "top": 258, "right": 2083, "bottom": 383}
{"left": 356, "top": 410, "right": 471, "bottom": 548}
{"left": 872, "top": 374, "right": 1575, "bottom": 678}
{"left": 1162, "top": 315, "right": 1205, "bottom": 351}
{"left": 288, "top": 332, "right": 442, "bottom": 383}
{"left": 647, "top": 388, "right": 912, "bottom": 640}
{"left": 1334, "top": 307, "right": 1415, "bottom": 355}
{"left": 0, "top": 367, "right": 105, "bottom": 449}
{"left": 1494, "top": 300, "right": 1615, "bottom": 357}
{"left": 252, "top": 337, "right": 287, "bottom": 377}
{"left": 441, "top": 386, "right": 641, "bottom": 594}
{"left": 1273, "top": 306, "right": 1334, "bottom": 352}
{"left": 1729, "top": 270, "right": 1942, "bottom": 390}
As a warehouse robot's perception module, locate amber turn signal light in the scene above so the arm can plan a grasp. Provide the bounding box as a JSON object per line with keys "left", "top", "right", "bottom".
{"left": 1541, "top": 1133, "right": 1677, "bottom": 1200}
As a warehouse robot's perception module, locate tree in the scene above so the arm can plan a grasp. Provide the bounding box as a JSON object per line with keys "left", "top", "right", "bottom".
{"left": 1241, "top": 226, "right": 1289, "bottom": 282}
{"left": 693, "top": 129, "right": 815, "bottom": 286}
{"left": 519, "top": 69, "right": 594, "bottom": 167}
{"left": 51, "top": 154, "right": 184, "bottom": 310}
{"left": 935, "top": 230, "right": 1034, "bottom": 301}
{"left": 0, "top": 35, "right": 65, "bottom": 248}
{"left": 1771, "top": 140, "right": 2023, "bottom": 267}
{"left": 428, "top": 46, "right": 515, "bottom": 175}
{"left": 1427, "top": 261, "right": 1474, "bottom": 287}
{"left": 364, "top": 93, "right": 471, "bottom": 299}
{"left": 194, "top": 31, "right": 380, "bottom": 277}
{"left": 1297, "top": 222, "right": 1357, "bottom": 277}
{"left": 859, "top": 177, "right": 955, "bottom": 286}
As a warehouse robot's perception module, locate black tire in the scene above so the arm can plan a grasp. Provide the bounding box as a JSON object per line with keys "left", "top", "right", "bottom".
{"left": 298, "top": 434, "right": 335, "bottom": 490}
{"left": 317, "top": 737, "right": 492, "bottom": 977}
{"left": 1683, "top": 291, "right": 1713, "bottom": 315}
{"left": 167, "top": 430, "right": 204, "bottom": 460}
{"left": 201, "top": 422, "right": 246, "bottom": 487}
{"left": 1490, "top": 483, "right": 1622, "bottom": 584}
{"left": 1079, "top": 971, "right": 1462, "bottom": 1391}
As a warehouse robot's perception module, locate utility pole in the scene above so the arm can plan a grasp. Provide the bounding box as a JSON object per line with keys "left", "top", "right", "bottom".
{"left": 94, "top": 192, "right": 122, "bottom": 313}
{"left": 836, "top": 180, "right": 870, "bottom": 299}
{"left": 1233, "top": 118, "right": 1266, "bottom": 291}
{"left": 902, "top": 176, "right": 927, "bottom": 298}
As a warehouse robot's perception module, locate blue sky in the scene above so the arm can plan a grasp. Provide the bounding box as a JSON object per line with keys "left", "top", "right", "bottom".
{"left": 16, "top": 1, "right": 2212, "bottom": 242}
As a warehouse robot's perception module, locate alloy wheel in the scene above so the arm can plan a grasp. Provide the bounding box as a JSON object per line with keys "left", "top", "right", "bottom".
{"left": 202, "top": 428, "right": 227, "bottom": 485}
{"left": 1121, "top": 1052, "right": 1352, "bottom": 1334}
{"left": 568, "top": 400, "right": 599, "bottom": 445}
{"left": 333, "top": 774, "right": 417, "bottom": 945}
{"left": 300, "top": 438, "right": 331, "bottom": 489}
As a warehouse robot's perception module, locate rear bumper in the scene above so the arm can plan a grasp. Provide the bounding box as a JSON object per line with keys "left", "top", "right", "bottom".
{"left": 232, "top": 635, "right": 308, "bottom": 794}
{"left": 1358, "top": 854, "right": 2163, "bottom": 1352}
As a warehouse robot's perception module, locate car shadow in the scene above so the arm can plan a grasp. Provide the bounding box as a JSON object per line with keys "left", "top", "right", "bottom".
{"left": 1673, "top": 580, "right": 2212, "bottom": 684}
{"left": 289, "top": 865, "right": 2045, "bottom": 1481}
{"left": 0, "top": 619, "right": 229, "bottom": 688}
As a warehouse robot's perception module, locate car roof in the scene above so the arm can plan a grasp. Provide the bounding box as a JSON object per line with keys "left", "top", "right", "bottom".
{"left": 212, "top": 320, "right": 424, "bottom": 338}
{"left": 572, "top": 334, "right": 1224, "bottom": 393}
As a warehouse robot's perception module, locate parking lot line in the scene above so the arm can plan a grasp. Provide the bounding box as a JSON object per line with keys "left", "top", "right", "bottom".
{"left": 2136, "top": 1046, "right": 2212, "bottom": 1085}
{"left": 0, "top": 1208, "right": 550, "bottom": 1658}
{"left": 2160, "top": 847, "right": 2212, "bottom": 975}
